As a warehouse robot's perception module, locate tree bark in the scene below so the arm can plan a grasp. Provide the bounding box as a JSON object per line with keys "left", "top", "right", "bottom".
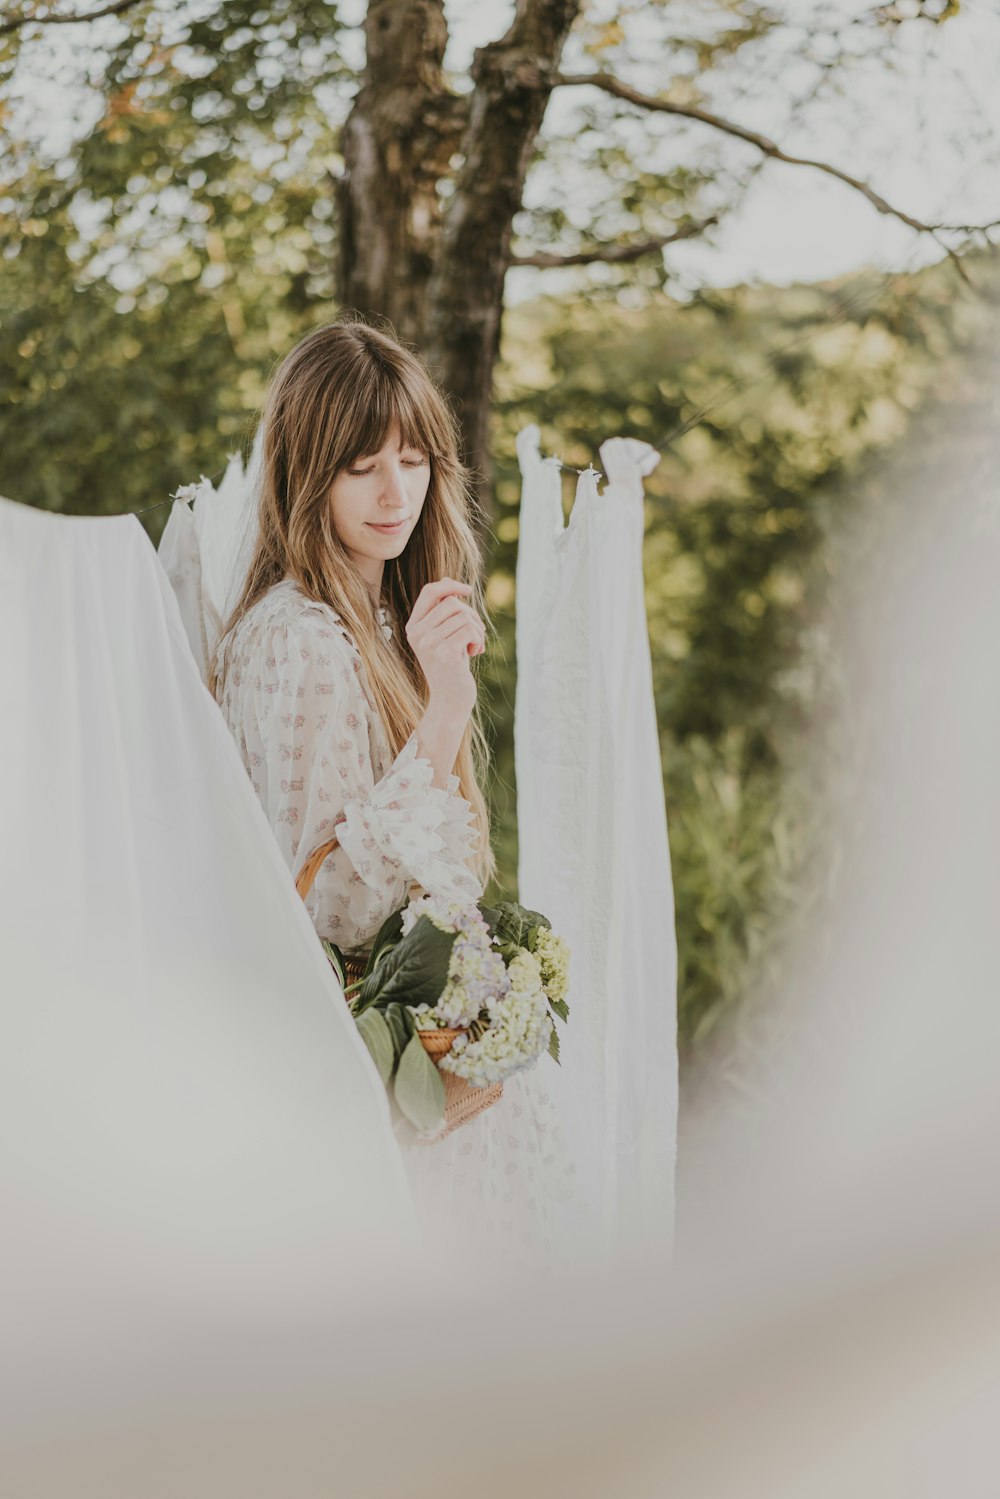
{"left": 336, "top": 0, "right": 467, "bottom": 346}
{"left": 336, "top": 0, "right": 583, "bottom": 520}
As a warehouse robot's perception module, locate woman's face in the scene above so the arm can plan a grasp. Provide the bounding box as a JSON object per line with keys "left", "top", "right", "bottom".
{"left": 328, "top": 421, "right": 431, "bottom": 588}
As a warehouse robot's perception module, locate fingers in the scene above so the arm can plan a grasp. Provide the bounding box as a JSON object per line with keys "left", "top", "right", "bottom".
{"left": 439, "top": 617, "right": 486, "bottom": 657}
{"left": 406, "top": 577, "right": 473, "bottom": 631}
{"left": 418, "top": 598, "right": 480, "bottom": 635}
{"left": 407, "top": 596, "right": 484, "bottom": 651}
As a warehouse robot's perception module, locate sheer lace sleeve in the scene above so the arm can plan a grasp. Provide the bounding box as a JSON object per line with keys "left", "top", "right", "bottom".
{"left": 220, "top": 588, "right": 482, "bottom": 955}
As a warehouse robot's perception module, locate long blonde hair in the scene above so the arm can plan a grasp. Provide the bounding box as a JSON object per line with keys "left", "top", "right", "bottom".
{"left": 212, "top": 317, "right": 495, "bottom": 887}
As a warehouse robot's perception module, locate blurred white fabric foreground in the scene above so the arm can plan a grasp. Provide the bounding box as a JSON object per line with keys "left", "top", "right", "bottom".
{"left": 0, "top": 497, "right": 415, "bottom": 1399}
{"left": 7, "top": 369, "right": 1000, "bottom": 1499}
{"left": 514, "top": 425, "right": 677, "bottom": 1247}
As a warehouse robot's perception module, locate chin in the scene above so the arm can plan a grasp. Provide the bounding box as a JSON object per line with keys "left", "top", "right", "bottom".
{"left": 363, "top": 530, "right": 411, "bottom": 557}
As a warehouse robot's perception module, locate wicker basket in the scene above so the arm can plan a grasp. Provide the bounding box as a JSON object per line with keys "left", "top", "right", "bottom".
{"left": 295, "top": 838, "right": 503, "bottom": 1139}
{"left": 415, "top": 1024, "right": 504, "bottom": 1138}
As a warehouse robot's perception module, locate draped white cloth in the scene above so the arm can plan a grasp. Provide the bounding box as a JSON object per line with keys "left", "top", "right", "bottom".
{"left": 513, "top": 426, "right": 678, "bottom": 1246}
{"left": 157, "top": 429, "right": 263, "bottom": 683}
{"left": 0, "top": 496, "right": 416, "bottom": 1375}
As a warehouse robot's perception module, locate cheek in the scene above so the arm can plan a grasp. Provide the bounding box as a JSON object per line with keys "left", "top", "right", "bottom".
{"left": 330, "top": 483, "right": 369, "bottom": 535}
{"left": 409, "top": 469, "right": 431, "bottom": 513}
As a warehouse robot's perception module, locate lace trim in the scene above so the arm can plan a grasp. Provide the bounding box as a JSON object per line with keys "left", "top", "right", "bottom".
{"left": 337, "top": 734, "right": 483, "bottom": 905}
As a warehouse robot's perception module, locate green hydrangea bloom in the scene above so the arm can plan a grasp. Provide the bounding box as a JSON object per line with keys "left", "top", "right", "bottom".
{"left": 534, "top": 928, "right": 570, "bottom": 1007}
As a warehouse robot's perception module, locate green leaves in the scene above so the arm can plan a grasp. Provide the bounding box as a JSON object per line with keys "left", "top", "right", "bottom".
{"left": 355, "top": 1009, "right": 394, "bottom": 1084}
{"left": 354, "top": 996, "right": 446, "bottom": 1133}
{"left": 383, "top": 1001, "right": 414, "bottom": 1059}
{"left": 393, "top": 1034, "right": 446, "bottom": 1134}
{"left": 362, "top": 905, "right": 405, "bottom": 978}
{"left": 353, "top": 915, "right": 456, "bottom": 1017}
{"left": 346, "top": 915, "right": 452, "bottom": 1132}
{"left": 321, "top": 939, "right": 347, "bottom": 991}
{"left": 479, "top": 899, "right": 550, "bottom": 961}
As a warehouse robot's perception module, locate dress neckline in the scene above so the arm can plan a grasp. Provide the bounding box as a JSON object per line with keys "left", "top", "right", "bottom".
{"left": 275, "top": 575, "right": 394, "bottom": 643}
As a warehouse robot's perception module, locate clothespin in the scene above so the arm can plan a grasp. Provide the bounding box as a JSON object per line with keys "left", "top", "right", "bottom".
{"left": 171, "top": 476, "right": 212, "bottom": 505}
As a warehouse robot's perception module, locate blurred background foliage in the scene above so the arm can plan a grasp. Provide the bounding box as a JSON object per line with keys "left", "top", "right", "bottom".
{"left": 490, "top": 261, "right": 993, "bottom": 1047}
{"left": 2, "top": 0, "right": 997, "bottom": 1051}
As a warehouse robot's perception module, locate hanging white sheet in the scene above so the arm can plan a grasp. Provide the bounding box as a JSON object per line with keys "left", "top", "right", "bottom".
{"left": 0, "top": 495, "right": 415, "bottom": 1378}
{"left": 157, "top": 429, "right": 263, "bottom": 683}
{"left": 514, "top": 426, "right": 678, "bottom": 1245}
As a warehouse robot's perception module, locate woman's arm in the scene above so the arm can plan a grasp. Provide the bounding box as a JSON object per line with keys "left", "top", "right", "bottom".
{"left": 232, "top": 601, "right": 481, "bottom": 953}
{"left": 414, "top": 699, "right": 467, "bottom": 791}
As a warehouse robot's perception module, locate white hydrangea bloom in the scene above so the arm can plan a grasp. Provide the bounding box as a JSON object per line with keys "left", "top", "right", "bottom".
{"left": 401, "top": 894, "right": 509, "bottom": 1030}
{"left": 439, "top": 945, "right": 553, "bottom": 1088}
{"left": 506, "top": 947, "right": 543, "bottom": 997}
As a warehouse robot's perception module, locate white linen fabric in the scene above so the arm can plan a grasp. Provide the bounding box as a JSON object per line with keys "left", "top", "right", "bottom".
{"left": 214, "top": 577, "right": 483, "bottom": 953}
{"left": 0, "top": 496, "right": 416, "bottom": 1376}
{"left": 157, "top": 428, "right": 264, "bottom": 683}
{"left": 513, "top": 425, "right": 678, "bottom": 1248}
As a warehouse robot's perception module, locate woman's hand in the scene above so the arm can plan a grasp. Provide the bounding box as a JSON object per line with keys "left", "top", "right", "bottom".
{"left": 405, "top": 578, "right": 485, "bottom": 722}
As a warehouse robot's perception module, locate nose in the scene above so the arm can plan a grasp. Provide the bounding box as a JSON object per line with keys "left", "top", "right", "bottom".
{"left": 379, "top": 463, "right": 409, "bottom": 510}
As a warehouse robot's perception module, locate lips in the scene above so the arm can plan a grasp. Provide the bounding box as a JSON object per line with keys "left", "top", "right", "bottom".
{"left": 365, "top": 519, "right": 409, "bottom": 533}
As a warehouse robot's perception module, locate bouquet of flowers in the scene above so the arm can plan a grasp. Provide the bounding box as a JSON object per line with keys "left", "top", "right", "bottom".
{"left": 329, "top": 897, "right": 570, "bottom": 1139}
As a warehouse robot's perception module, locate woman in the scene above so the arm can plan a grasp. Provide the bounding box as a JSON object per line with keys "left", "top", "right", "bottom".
{"left": 212, "top": 318, "right": 580, "bottom": 1255}
{"left": 212, "top": 319, "right": 492, "bottom": 942}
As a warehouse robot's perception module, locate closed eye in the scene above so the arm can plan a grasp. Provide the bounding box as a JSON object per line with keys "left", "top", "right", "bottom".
{"left": 347, "top": 456, "right": 427, "bottom": 476}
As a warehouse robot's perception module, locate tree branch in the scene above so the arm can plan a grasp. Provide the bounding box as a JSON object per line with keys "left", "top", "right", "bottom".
{"left": 554, "top": 70, "right": 994, "bottom": 247}
{"left": 510, "top": 215, "right": 717, "bottom": 267}
{"left": 0, "top": 0, "right": 142, "bottom": 35}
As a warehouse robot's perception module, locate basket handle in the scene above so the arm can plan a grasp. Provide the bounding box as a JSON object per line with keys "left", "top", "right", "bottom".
{"left": 295, "top": 835, "right": 341, "bottom": 902}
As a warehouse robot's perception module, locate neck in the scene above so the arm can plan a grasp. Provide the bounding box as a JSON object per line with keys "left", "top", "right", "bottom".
{"left": 351, "top": 552, "right": 384, "bottom": 604}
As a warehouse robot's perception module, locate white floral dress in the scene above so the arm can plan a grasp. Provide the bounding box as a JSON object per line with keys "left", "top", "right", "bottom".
{"left": 216, "top": 576, "right": 584, "bottom": 1259}
{"left": 215, "top": 577, "right": 481, "bottom": 956}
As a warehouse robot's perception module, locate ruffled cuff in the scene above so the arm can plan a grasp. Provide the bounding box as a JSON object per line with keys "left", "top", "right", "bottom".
{"left": 337, "top": 733, "right": 483, "bottom": 905}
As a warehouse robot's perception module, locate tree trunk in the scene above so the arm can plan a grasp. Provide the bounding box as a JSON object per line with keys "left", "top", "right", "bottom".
{"left": 336, "top": 0, "right": 583, "bottom": 522}
{"left": 336, "top": 0, "right": 467, "bottom": 346}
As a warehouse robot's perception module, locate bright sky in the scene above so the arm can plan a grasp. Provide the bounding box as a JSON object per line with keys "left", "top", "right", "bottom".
{"left": 11, "top": 0, "right": 1000, "bottom": 296}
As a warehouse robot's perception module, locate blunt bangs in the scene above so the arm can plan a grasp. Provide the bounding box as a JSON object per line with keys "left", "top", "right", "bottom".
{"left": 341, "top": 360, "right": 446, "bottom": 469}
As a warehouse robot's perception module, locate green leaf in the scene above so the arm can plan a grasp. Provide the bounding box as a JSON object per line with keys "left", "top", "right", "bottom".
{"left": 481, "top": 900, "right": 551, "bottom": 955}
{"left": 356, "top": 1009, "right": 394, "bottom": 1084}
{"left": 383, "top": 1002, "right": 414, "bottom": 1062}
{"left": 354, "top": 915, "right": 456, "bottom": 1015}
{"left": 549, "top": 997, "right": 569, "bottom": 1024}
{"left": 393, "top": 1034, "right": 446, "bottom": 1133}
{"left": 548, "top": 1026, "right": 561, "bottom": 1065}
{"left": 321, "top": 939, "right": 347, "bottom": 990}
{"left": 363, "top": 905, "right": 406, "bottom": 978}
